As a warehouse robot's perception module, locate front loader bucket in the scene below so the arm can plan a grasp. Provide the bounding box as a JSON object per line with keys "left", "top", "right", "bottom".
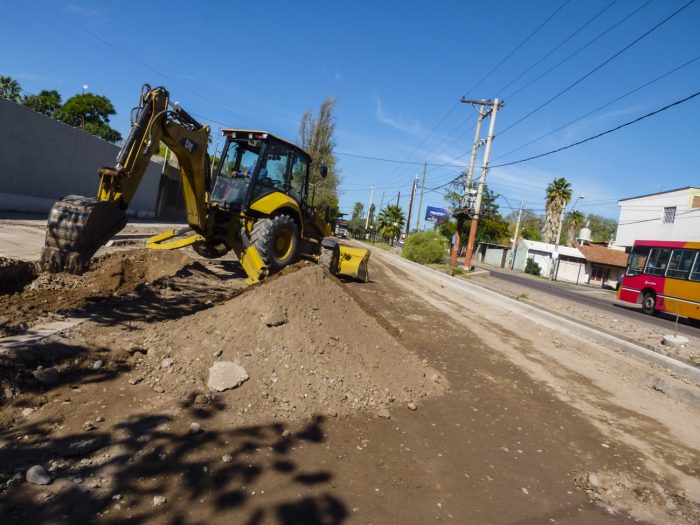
{"left": 336, "top": 245, "right": 370, "bottom": 282}
{"left": 40, "top": 195, "right": 127, "bottom": 273}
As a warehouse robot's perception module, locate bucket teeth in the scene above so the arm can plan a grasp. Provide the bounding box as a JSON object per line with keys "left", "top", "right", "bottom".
{"left": 40, "top": 195, "right": 127, "bottom": 273}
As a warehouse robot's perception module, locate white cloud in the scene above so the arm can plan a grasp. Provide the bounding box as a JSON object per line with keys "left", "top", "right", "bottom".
{"left": 375, "top": 96, "right": 423, "bottom": 135}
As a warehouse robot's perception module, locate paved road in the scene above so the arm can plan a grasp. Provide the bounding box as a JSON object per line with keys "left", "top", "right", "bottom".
{"left": 473, "top": 262, "right": 700, "bottom": 338}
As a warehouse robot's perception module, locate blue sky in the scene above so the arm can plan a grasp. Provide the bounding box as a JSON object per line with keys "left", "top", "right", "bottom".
{"left": 2, "top": 0, "right": 699, "bottom": 225}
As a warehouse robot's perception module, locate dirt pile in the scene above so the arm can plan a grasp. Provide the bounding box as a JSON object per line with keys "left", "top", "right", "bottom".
{"left": 125, "top": 263, "right": 447, "bottom": 419}
{"left": 0, "top": 258, "right": 37, "bottom": 295}
{"left": 0, "top": 250, "right": 207, "bottom": 329}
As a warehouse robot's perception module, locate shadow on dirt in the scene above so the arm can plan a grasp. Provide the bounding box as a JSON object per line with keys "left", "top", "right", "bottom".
{"left": 0, "top": 412, "right": 346, "bottom": 524}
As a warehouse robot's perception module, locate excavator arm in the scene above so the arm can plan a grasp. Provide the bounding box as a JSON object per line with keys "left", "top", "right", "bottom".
{"left": 41, "top": 85, "right": 211, "bottom": 272}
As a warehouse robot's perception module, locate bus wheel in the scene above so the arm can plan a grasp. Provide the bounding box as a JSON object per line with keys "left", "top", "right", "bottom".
{"left": 641, "top": 291, "right": 656, "bottom": 315}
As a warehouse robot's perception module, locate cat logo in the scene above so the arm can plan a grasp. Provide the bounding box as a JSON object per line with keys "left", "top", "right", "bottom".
{"left": 181, "top": 138, "right": 197, "bottom": 153}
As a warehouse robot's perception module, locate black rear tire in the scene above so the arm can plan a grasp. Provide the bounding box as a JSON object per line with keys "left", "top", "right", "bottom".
{"left": 641, "top": 291, "right": 656, "bottom": 315}
{"left": 250, "top": 214, "right": 299, "bottom": 272}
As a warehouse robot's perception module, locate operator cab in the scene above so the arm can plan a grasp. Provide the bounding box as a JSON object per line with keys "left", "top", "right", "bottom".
{"left": 210, "top": 129, "right": 312, "bottom": 211}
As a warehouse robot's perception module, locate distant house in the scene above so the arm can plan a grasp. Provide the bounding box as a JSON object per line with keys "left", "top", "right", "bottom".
{"left": 573, "top": 241, "right": 628, "bottom": 288}
{"left": 511, "top": 239, "right": 587, "bottom": 283}
{"left": 616, "top": 187, "right": 700, "bottom": 248}
{"left": 474, "top": 242, "right": 510, "bottom": 267}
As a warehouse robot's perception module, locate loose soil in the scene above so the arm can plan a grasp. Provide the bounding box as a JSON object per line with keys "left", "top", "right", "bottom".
{"left": 1, "top": 246, "right": 699, "bottom": 524}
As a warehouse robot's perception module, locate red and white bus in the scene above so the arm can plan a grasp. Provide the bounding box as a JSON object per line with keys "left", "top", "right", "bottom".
{"left": 618, "top": 240, "right": 700, "bottom": 322}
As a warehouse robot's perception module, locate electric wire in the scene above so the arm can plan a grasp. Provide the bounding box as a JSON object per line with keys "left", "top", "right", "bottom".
{"left": 493, "top": 53, "right": 700, "bottom": 161}
{"left": 499, "top": 0, "right": 695, "bottom": 135}
{"left": 494, "top": 0, "right": 620, "bottom": 96}
{"left": 491, "top": 89, "right": 700, "bottom": 168}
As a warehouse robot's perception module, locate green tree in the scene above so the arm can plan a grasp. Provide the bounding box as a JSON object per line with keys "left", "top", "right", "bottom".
{"left": 0, "top": 75, "right": 22, "bottom": 102}
{"left": 23, "top": 89, "right": 62, "bottom": 116}
{"left": 377, "top": 204, "right": 405, "bottom": 245}
{"left": 543, "top": 178, "right": 572, "bottom": 243}
{"left": 445, "top": 183, "right": 510, "bottom": 247}
{"left": 299, "top": 97, "right": 340, "bottom": 218}
{"left": 587, "top": 213, "right": 617, "bottom": 242}
{"left": 348, "top": 201, "right": 365, "bottom": 237}
{"left": 55, "top": 93, "right": 122, "bottom": 143}
{"left": 562, "top": 209, "right": 586, "bottom": 245}
{"left": 517, "top": 210, "right": 544, "bottom": 242}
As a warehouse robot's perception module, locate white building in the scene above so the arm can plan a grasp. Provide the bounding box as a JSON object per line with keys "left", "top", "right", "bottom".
{"left": 511, "top": 239, "right": 587, "bottom": 283}
{"left": 616, "top": 187, "right": 700, "bottom": 248}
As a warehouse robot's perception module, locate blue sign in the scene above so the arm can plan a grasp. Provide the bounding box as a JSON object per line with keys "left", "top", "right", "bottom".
{"left": 425, "top": 206, "right": 450, "bottom": 222}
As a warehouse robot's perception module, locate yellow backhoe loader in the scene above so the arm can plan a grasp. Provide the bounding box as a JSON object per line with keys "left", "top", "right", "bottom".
{"left": 40, "top": 85, "right": 369, "bottom": 283}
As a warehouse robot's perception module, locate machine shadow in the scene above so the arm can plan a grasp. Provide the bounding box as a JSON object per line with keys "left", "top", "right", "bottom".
{"left": 0, "top": 413, "right": 347, "bottom": 525}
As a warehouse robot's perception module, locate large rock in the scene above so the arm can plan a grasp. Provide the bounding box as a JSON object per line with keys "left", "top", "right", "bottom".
{"left": 207, "top": 361, "right": 249, "bottom": 392}
{"left": 33, "top": 367, "right": 59, "bottom": 385}
{"left": 26, "top": 465, "right": 51, "bottom": 485}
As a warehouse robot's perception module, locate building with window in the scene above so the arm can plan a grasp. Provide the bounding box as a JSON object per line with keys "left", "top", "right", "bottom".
{"left": 615, "top": 187, "right": 700, "bottom": 248}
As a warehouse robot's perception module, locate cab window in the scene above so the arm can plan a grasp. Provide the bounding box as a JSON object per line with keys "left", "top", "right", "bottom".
{"left": 252, "top": 141, "right": 291, "bottom": 199}
{"left": 290, "top": 154, "right": 309, "bottom": 203}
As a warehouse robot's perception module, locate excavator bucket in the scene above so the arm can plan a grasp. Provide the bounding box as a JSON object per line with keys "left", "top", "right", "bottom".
{"left": 320, "top": 238, "right": 369, "bottom": 282}
{"left": 336, "top": 245, "right": 370, "bottom": 282}
{"left": 40, "top": 195, "right": 127, "bottom": 273}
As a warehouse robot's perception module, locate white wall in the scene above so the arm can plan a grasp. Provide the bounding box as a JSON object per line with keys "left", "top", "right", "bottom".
{"left": 616, "top": 187, "right": 700, "bottom": 247}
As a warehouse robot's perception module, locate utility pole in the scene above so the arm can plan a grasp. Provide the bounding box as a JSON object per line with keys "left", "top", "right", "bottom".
{"left": 450, "top": 99, "right": 486, "bottom": 265}
{"left": 405, "top": 175, "right": 419, "bottom": 239}
{"left": 464, "top": 98, "right": 503, "bottom": 270}
{"left": 364, "top": 186, "right": 376, "bottom": 230}
{"left": 415, "top": 162, "right": 427, "bottom": 231}
{"left": 396, "top": 192, "right": 400, "bottom": 206}
{"left": 510, "top": 200, "right": 524, "bottom": 269}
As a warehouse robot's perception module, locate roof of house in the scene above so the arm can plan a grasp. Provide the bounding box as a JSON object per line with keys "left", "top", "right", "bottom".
{"left": 521, "top": 240, "right": 584, "bottom": 259}
{"left": 573, "top": 242, "right": 629, "bottom": 268}
{"left": 617, "top": 186, "right": 699, "bottom": 203}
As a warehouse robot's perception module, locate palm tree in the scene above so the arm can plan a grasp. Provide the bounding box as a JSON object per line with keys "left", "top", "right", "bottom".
{"left": 0, "top": 76, "right": 22, "bottom": 102}
{"left": 377, "top": 204, "right": 406, "bottom": 245}
{"left": 565, "top": 210, "right": 585, "bottom": 245}
{"left": 542, "top": 178, "right": 572, "bottom": 243}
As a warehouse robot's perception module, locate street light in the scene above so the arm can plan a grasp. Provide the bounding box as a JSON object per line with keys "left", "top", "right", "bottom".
{"left": 82, "top": 84, "right": 88, "bottom": 94}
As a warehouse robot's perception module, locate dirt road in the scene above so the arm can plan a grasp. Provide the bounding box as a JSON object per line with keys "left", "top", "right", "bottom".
{"left": 1, "top": 246, "right": 699, "bottom": 524}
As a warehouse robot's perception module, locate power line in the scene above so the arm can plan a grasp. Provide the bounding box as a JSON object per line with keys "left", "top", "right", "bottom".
{"left": 495, "top": 0, "right": 620, "bottom": 96}
{"left": 33, "top": 0, "right": 251, "bottom": 125}
{"left": 499, "top": 0, "right": 695, "bottom": 135}
{"left": 493, "top": 53, "right": 700, "bottom": 161}
{"left": 466, "top": 0, "right": 572, "bottom": 95}
{"left": 491, "top": 90, "right": 700, "bottom": 168}
{"left": 504, "top": 0, "right": 653, "bottom": 102}
{"left": 335, "top": 150, "right": 466, "bottom": 168}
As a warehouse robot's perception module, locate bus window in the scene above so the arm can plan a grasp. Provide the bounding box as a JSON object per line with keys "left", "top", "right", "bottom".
{"left": 626, "top": 246, "right": 650, "bottom": 276}
{"left": 690, "top": 252, "right": 700, "bottom": 282}
{"left": 645, "top": 248, "right": 672, "bottom": 276}
{"left": 666, "top": 249, "right": 696, "bottom": 280}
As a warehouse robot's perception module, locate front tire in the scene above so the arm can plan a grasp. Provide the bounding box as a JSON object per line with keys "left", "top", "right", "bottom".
{"left": 250, "top": 214, "right": 300, "bottom": 272}
{"left": 641, "top": 291, "right": 657, "bottom": 315}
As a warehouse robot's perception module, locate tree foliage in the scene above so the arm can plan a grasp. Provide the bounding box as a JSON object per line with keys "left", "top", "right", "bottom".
{"left": 543, "top": 177, "right": 572, "bottom": 243}
{"left": 403, "top": 231, "right": 446, "bottom": 264}
{"left": 443, "top": 184, "right": 510, "bottom": 246}
{"left": 377, "top": 204, "right": 405, "bottom": 245}
{"left": 587, "top": 213, "right": 617, "bottom": 242}
{"left": 348, "top": 201, "right": 365, "bottom": 237}
{"left": 562, "top": 209, "right": 585, "bottom": 245}
{"left": 55, "top": 93, "right": 122, "bottom": 142}
{"left": 0, "top": 75, "right": 22, "bottom": 102}
{"left": 299, "top": 97, "right": 340, "bottom": 218}
{"left": 511, "top": 209, "right": 543, "bottom": 242}
{"left": 525, "top": 258, "right": 542, "bottom": 276}
{"left": 23, "top": 89, "right": 62, "bottom": 116}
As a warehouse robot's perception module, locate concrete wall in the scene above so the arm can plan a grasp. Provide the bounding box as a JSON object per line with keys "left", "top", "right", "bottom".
{"left": 484, "top": 247, "right": 506, "bottom": 267}
{"left": 616, "top": 187, "right": 700, "bottom": 247}
{"left": 0, "top": 98, "right": 160, "bottom": 217}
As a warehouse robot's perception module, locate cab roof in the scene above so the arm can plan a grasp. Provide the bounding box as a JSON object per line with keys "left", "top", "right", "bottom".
{"left": 222, "top": 129, "right": 310, "bottom": 158}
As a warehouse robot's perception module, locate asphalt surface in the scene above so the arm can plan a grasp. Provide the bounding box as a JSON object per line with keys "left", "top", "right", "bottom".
{"left": 473, "top": 262, "right": 700, "bottom": 338}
